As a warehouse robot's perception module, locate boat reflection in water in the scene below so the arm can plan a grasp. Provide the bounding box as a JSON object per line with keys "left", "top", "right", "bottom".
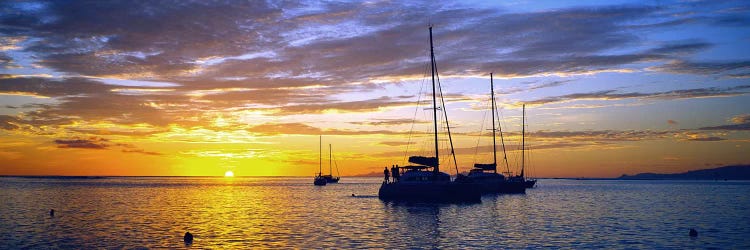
{"left": 378, "top": 27, "right": 480, "bottom": 203}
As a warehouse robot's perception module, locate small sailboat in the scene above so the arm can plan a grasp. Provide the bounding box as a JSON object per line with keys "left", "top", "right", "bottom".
{"left": 509, "top": 104, "right": 537, "bottom": 188}
{"left": 378, "top": 26, "right": 481, "bottom": 203}
{"left": 313, "top": 136, "right": 327, "bottom": 186}
{"left": 321, "top": 144, "right": 340, "bottom": 183}
{"left": 465, "top": 73, "right": 525, "bottom": 194}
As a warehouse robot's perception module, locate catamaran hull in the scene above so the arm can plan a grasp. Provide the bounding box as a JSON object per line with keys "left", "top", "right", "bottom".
{"left": 471, "top": 180, "right": 526, "bottom": 194}
{"left": 323, "top": 176, "right": 340, "bottom": 183}
{"left": 378, "top": 182, "right": 481, "bottom": 203}
{"left": 524, "top": 179, "right": 536, "bottom": 188}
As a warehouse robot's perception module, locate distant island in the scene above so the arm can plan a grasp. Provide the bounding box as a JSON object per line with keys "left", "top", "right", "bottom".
{"left": 618, "top": 165, "right": 750, "bottom": 180}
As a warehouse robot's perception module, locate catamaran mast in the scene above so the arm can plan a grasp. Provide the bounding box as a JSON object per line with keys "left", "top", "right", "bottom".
{"left": 329, "top": 144, "right": 332, "bottom": 176}
{"left": 319, "top": 135, "right": 322, "bottom": 176}
{"left": 491, "top": 73, "right": 497, "bottom": 174}
{"left": 521, "top": 104, "right": 525, "bottom": 178}
{"left": 429, "top": 26, "right": 439, "bottom": 176}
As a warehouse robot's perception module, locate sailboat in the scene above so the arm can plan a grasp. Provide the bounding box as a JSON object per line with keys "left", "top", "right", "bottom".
{"left": 465, "top": 73, "right": 525, "bottom": 194}
{"left": 321, "top": 144, "right": 340, "bottom": 183}
{"left": 377, "top": 26, "right": 481, "bottom": 203}
{"left": 313, "top": 136, "right": 327, "bottom": 186}
{"left": 508, "top": 104, "right": 537, "bottom": 188}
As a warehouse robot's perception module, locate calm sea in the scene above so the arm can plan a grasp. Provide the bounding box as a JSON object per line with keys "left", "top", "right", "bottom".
{"left": 1, "top": 177, "right": 748, "bottom": 249}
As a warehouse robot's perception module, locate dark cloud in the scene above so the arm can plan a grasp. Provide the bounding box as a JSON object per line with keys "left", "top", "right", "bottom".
{"left": 351, "top": 119, "right": 428, "bottom": 126}
{"left": 731, "top": 114, "right": 750, "bottom": 124}
{"left": 52, "top": 136, "right": 161, "bottom": 155}
{"left": 0, "top": 52, "right": 15, "bottom": 68}
{"left": 527, "top": 80, "right": 575, "bottom": 91}
{"left": 699, "top": 114, "right": 750, "bottom": 131}
{"left": 651, "top": 60, "right": 750, "bottom": 75}
{"left": 524, "top": 85, "right": 750, "bottom": 106}
{"left": 272, "top": 96, "right": 416, "bottom": 116}
{"left": 0, "top": 115, "right": 20, "bottom": 130}
{"left": 0, "top": 1, "right": 713, "bottom": 83}
{"left": 0, "top": 76, "right": 114, "bottom": 97}
{"left": 247, "top": 122, "right": 406, "bottom": 136}
{"left": 0, "top": 1, "right": 747, "bottom": 134}
{"left": 3, "top": 1, "right": 283, "bottom": 78}
{"left": 54, "top": 137, "right": 109, "bottom": 149}
{"left": 687, "top": 136, "right": 726, "bottom": 141}
{"left": 531, "top": 130, "right": 673, "bottom": 142}
{"left": 378, "top": 141, "right": 412, "bottom": 147}
{"left": 647, "top": 42, "right": 712, "bottom": 56}
{"left": 122, "top": 149, "right": 162, "bottom": 156}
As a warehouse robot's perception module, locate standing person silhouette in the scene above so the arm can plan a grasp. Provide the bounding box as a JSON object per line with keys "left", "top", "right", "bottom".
{"left": 384, "top": 166, "right": 390, "bottom": 183}
{"left": 391, "top": 166, "right": 399, "bottom": 182}
{"left": 392, "top": 165, "right": 401, "bottom": 181}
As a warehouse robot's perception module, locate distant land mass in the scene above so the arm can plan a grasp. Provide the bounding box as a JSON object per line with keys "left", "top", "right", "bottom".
{"left": 618, "top": 165, "right": 750, "bottom": 180}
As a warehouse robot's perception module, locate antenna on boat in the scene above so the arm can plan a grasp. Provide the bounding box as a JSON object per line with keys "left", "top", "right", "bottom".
{"left": 429, "top": 25, "right": 439, "bottom": 176}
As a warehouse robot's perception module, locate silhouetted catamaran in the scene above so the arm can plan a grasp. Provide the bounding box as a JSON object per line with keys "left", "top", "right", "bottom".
{"left": 377, "top": 26, "right": 481, "bottom": 203}
{"left": 464, "top": 73, "right": 525, "bottom": 193}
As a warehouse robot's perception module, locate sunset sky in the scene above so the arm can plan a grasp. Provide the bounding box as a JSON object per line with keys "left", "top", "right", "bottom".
{"left": 1, "top": 0, "right": 748, "bottom": 177}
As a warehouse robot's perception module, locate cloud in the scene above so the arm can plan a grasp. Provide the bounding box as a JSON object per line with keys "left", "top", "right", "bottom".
{"left": 53, "top": 136, "right": 162, "bottom": 155}
{"left": 0, "top": 76, "right": 114, "bottom": 97}
{"left": 530, "top": 130, "right": 673, "bottom": 142}
{"left": 730, "top": 114, "right": 750, "bottom": 124}
{"left": 650, "top": 60, "right": 750, "bottom": 75}
{"left": 687, "top": 136, "right": 726, "bottom": 141}
{"left": 0, "top": 115, "right": 21, "bottom": 130}
{"left": 646, "top": 42, "right": 712, "bottom": 56}
{"left": 523, "top": 85, "right": 750, "bottom": 106}
{"left": 699, "top": 113, "right": 750, "bottom": 131}
{"left": 247, "top": 122, "right": 406, "bottom": 136}
{"left": 0, "top": 52, "right": 16, "bottom": 68}
{"left": 378, "top": 141, "right": 413, "bottom": 147}
{"left": 667, "top": 120, "right": 678, "bottom": 125}
{"left": 4, "top": 1, "right": 283, "bottom": 78}
{"left": 351, "top": 119, "right": 427, "bottom": 126}
{"left": 54, "top": 137, "right": 109, "bottom": 149}
{"left": 122, "top": 149, "right": 162, "bottom": 156}
{"left": 0, "top": 1, "right": 718, "bottom": 84}
{"left": 0, "top": 1, "right": 747, "bottom": 140}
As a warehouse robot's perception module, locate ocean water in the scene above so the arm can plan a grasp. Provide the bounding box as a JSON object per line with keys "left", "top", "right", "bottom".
{"left": 1, "top": 177, "right": 748, "bottom": 249}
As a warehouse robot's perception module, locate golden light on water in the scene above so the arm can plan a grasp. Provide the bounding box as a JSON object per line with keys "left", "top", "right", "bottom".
{"left": 224, "top": 170, "right": 234, "bottom": 177}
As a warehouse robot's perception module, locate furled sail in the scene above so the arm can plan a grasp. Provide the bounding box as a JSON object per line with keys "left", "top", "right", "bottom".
{"left": 473, "top": 163, "right": 496, "bottom": 170}
{"left": 408, "top": 156, "right": 437, "bottom": 167}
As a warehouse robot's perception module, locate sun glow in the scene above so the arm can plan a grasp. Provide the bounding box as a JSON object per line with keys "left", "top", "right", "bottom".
{"left": 224, "top": 170, "right": 234, "bottom": 177}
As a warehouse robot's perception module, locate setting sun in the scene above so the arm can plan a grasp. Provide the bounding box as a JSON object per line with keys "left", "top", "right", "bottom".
{"left": 224, "top": 170, "right": 234, "bottom": 177}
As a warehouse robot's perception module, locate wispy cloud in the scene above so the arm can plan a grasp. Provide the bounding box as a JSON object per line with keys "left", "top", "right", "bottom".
{"left": 54, "top": 137, "right": 109, "bottom": 149}
{"left": 523, "top": 85, "right": 750, "bottom": 107}
{"left": 699, "top": 114, "right": 750, "bottom": 131}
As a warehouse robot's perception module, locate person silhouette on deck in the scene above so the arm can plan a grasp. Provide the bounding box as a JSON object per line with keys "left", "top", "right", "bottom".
{"left": 384, "top": 166, "right": 390, "bottom": 183}
{"left": 391, "top": 165, "right": 400, "bottom": 182}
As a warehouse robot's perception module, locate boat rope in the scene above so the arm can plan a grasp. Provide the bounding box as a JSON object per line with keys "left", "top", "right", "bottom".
{"left": 473, "top": 106, "right": 488, "bottom": 167}
{"left": 496, "top": 100, "right": 511, "bottom": 175}
{"left": 333, "top": 151, "right": 340, "bottom": 177}
{"left": 434, "top": 63, "right": 459, "bottom": 175}
{"left": 402, "top": 62, "right": 430, "bottom": 166}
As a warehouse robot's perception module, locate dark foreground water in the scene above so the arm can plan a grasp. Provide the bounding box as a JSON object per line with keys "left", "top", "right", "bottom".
{"left": 1, "top": 177, "right": 748, "bottom": 249}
